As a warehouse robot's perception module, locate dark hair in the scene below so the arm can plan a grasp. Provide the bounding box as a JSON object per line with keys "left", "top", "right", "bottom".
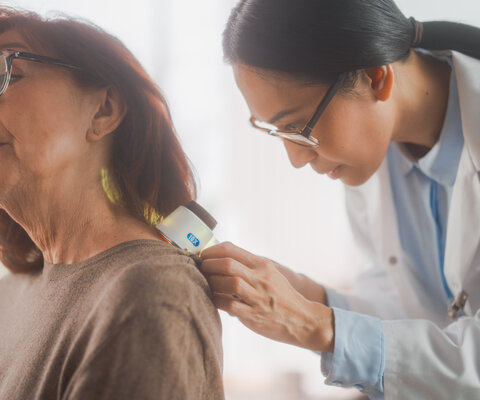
{"left": 0, "top": 8, "right": 196, "bottom": 273}
{"left": 223, "top": 0, "right": 480, "bottom": 85}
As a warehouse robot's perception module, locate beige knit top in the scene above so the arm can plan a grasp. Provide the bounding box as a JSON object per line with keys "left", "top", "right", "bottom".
{"left": 0, "top": 239, "right": 224, "bottom": 400}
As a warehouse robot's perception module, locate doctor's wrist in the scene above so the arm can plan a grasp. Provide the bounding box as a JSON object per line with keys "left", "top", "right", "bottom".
{"left": 301, "top": 301, "right": 335, "bottom": 353}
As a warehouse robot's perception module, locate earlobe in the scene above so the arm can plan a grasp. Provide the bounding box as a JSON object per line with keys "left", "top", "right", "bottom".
{"left": 86, "top": 127, "right": 103, "bottom": 142}
{"left": 365, "top": 65, "right": 394, "bottom": 102}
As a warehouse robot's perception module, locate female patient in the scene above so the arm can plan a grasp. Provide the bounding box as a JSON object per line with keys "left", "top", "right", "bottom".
{"left": 0, "top": 8, "right": 224, "bottom": 400}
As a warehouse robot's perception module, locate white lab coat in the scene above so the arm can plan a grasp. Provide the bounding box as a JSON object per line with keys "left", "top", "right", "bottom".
{"left": 341, "top": 50, "right": 480, "bottom": 399}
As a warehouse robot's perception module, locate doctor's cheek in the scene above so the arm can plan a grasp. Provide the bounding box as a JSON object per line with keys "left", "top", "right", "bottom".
{"left": 199, "top": 241, "right": 335, "bottom": 352}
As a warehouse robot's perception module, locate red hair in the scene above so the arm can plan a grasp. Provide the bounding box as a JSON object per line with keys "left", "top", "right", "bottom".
{"left": 0, "top": 8, "right": 196, "bottom": 273}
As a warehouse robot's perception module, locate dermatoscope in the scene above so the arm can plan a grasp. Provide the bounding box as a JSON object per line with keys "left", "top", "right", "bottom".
{"left": 156, "top": 201, "right": 218, "bottom": 254}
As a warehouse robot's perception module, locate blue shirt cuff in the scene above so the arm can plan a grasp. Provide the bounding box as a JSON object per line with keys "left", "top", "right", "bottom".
{"left": 324, "top": 286, "right": 350, "bottom": 310}
{"left": 320, "top": 307, "right": 385, "bottom": 399}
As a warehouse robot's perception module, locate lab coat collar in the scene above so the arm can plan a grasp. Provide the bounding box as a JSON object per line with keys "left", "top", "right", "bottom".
{"left": 392, "top": 143, "right": 415, "bottom": 176}
{"left": 451, "top": 51, "right": 480, "bottom": 172}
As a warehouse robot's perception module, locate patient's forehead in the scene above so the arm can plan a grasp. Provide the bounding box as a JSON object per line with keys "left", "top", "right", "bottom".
{"left": 0, "top": 30, "right": 31, "bottom": 52}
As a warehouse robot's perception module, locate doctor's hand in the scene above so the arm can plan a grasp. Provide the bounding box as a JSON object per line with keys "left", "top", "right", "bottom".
{"left": 199, "top": 242, "right": 335, "bottom": 353}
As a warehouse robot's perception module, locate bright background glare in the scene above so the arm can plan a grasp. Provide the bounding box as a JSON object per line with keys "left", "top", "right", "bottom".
{"left": 0, "top": 1, "right": 479, "bottom": 399}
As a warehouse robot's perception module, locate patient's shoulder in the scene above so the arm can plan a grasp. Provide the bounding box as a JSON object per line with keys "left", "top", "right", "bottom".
{"left": 68, "top": 240, "right": 223, "bottom": 394}
{"left": 96, "top": 239, "right": 214, "bottom": 320}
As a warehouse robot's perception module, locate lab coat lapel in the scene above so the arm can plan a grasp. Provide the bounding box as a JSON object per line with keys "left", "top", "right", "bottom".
{"left": 452, "top": 51, "right": 480, "bottom": 170}
{"left": 374, "top": 161, "right": 403, "bottom": 270}
{"left": 444, "top": 52, "right": 480, "bottom": 313}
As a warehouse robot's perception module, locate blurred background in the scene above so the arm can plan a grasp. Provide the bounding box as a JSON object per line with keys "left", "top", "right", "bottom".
{"left": 0, "top": 0, "right": 479, "bottom": 399}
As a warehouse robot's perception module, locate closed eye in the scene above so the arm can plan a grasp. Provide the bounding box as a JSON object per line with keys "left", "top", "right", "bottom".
{"left": 282, "top": 122, "right": 303, "bottom": 132}
{"left": 9, "top": 74, "right": 23, "bottom": 83}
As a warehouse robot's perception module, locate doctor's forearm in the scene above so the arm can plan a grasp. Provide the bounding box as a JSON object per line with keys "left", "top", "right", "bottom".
{"left": 275, "top": 264, "right": 327, "bottom": 304}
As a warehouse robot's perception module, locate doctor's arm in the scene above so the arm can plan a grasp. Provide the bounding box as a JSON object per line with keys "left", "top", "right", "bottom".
{"left": 200, "top": 241, "right": 480, "bottom": 399}
{"left": 199, "top": 242, "right": 335, "bottom": 352}
{"left": 273, "top": 263, "right": 327, "bottom": 305}
{"left": 199, "top": 241, "right": 385, "bottom": 398}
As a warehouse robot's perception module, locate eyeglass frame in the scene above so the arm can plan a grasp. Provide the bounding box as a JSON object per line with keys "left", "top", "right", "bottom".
{"left": 0, "top": 50, "right": 82, "bottom": 96}
{"left": 249, "top": 71, "right": 348, "bottom": 147}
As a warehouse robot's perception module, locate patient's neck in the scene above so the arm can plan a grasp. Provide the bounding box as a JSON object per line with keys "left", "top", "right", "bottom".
{"left": 4, "top": 177, "right": 162, "bottom": 265}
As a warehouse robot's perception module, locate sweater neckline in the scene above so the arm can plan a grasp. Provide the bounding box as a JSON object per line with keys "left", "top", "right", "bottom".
{"left": 42, "top": 239, "right": 169, "bottom": 281}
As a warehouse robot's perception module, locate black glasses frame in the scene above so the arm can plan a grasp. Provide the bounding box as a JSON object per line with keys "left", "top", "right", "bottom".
{"left": 0, "top": 50, "right": 82, "bottom": 96}
{"left": 250, "top": 72, "right": 348, "bottom": 147}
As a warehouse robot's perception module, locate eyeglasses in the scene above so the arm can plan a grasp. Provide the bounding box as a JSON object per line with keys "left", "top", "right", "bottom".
{"left": 249, "top": 72, "right": 348, "bottom": 147}
{"left": 0, "top": 50, "right": 82, "bottom": 96}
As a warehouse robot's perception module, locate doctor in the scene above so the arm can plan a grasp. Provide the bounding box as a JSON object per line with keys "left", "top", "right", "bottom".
{"left": 200, "top": 0, "right": 480, "bottom": 399}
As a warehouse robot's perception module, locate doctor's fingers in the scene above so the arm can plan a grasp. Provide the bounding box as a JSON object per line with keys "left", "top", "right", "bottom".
{"left": 207, "top": 275, "right": 259, "bottom": 307}
{"left": 210, "top": 292, "right": 251, "bottom": 317}
{"left": 200, "top": 257, "right": 254, "bottom": 284}
{"left": 200, "top": 241, "right": 265, "bottom": 270}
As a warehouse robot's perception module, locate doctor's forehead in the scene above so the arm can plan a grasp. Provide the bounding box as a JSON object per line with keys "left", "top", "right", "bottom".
{"left": 232, "top": 63, "right": 324, "bottom": 122}
{"left": 233, "top": 63, "right": 298, "bottom": 97}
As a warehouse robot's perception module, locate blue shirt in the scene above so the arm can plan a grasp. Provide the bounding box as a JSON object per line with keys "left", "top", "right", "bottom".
{"left": 321, "top": 52, "right": 464, "bottom": 399}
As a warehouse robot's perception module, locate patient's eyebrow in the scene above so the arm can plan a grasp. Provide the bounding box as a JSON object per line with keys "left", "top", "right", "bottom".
{"left": 266, "top": 106, "right": 302, "bottom": 125}
{"left": 0, "top": 42, "right": 29, "bottom": 51}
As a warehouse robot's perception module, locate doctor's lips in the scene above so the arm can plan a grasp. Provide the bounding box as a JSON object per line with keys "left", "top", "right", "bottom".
{"left": 327, "top": 165, "right": 342, "bottom": 179}
{"left": 312, "top": 164, "right": 342, "bottom": 179}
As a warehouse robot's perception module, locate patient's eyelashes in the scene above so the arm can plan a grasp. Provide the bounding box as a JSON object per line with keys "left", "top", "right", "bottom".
{"left": 9, "top": 74, "right": 23, "bottom": 83}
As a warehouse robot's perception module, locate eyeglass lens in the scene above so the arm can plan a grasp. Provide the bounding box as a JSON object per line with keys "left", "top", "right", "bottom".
{"left": 272, "top": 132, "right": 317, "bottom": 147}
{"left": 0, "top": 54, "right": 9, "bottom": 95}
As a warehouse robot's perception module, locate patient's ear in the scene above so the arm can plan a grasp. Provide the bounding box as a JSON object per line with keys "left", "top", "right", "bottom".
{"left": 87, "top": 86, "right": 127, "bottom": 142}
{"left": 364, "top": 65, "right": 394, "bottom": 102}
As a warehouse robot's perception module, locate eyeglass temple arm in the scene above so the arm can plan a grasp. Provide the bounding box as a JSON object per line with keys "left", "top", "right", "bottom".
{"left": 303, "top": 72, "right": 348, "bottom": 136}
{"left": 13, "top": 51, "right": 82, "bottom": 70}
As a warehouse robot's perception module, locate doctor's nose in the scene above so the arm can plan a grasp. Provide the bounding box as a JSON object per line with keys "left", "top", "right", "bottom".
{"left": 283, "top": 139, "right": 317, "bottom": 169}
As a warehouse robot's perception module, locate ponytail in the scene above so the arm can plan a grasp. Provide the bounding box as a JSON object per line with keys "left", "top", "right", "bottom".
{"left": 223, "top": 0, "right": 480, "bottom": 85}
{"left": 418, "top": 21, "right": 480, "bottom": 60}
